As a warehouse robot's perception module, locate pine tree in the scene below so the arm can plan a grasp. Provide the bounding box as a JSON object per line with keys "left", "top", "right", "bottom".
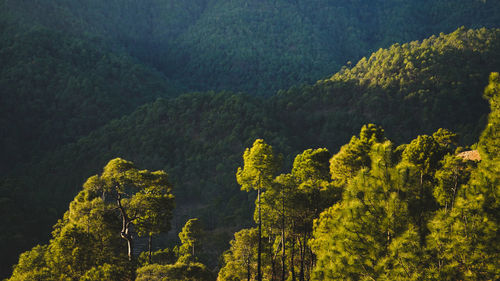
{"left": 425, "top": 72, "right": 500, "bottom": 280}
{"left": 178, "top": 218, "right": 204, "bottom": 263}
{"left": 218, "top": 228, "right": 259, "bottom": 281}
{"left": 237, "top": 139, "right": 281, "bottom": 281}
{"left": 329, "top": 124, "right": 385, "bottom": 185}
{"left": 311, "top": 142, "right": 421, "bottom": 280}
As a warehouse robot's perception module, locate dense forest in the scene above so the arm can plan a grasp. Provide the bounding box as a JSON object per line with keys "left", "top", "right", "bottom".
{"left": 1, "top": 0, "right": 500, "bottom": 280}
{"left": 2, "top": 0, "right": 500, "bottom": 95}
{"left": 6, "top": 73, "right": 500, "bottom": 280}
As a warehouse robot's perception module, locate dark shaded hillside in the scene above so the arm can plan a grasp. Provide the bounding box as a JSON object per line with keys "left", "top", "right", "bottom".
{"left": 0, "top": 23, "right": 180, "bottom": 173}
{"left": 34, "top": 92, "right": 284, "bottom": 225}
{"left": 2, "top": 0, "right": 499, "bottom": 95}
{"left": 5, "top": 27, "right": 497, "bottom": 273}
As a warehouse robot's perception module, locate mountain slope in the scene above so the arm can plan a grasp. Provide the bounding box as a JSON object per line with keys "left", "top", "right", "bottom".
{"left": 279, "top": 27, "right": 500, "bottom": 147}
{"left": 5, "top": 27, "right": 497, "bottom": 272}
{"left": 3, "top": 0, "right": 499, "bottom": 94}
{"left": 0, "top": 22, "right": 181, "bottom": 173}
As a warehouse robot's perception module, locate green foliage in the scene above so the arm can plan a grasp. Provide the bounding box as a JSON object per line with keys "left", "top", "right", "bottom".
{"left": 2, "top": 0, "right": 499, "bottom": 96}
{"left": 475, "top": 72, "right": 500, "bottom": 215}
{"left": 2, "top": 0, "right": 500, "bottom": 278}
{"left": 8, "top": 245, "right": 51, "bottom": 281}
{"left": 309, "top": 75, "right": 500, "bottom": 280}
{"left": 218, "top": 228, "right": 259, "bottom": 281}
{"left": 8, "top": 187, "right": 129, "bottom": 281}
{"left": 424, "top": 72, "right": 500, "bottom": 280}
{"left": 426, "top": 197, "right": 499, "bottom": 280}
{"left": 7, "top": 159, "right": 174, "bottom": 280}
{"left": 3, "top": 27, "right": 500, "bottom": 278}
{"left": 292, "top": 148, "right": 332, "bottom": 183}
{"left": 311, "top": 141, "right": 420, "bottom": 280}
{"left": 329, "top": 124, "right": 386, "bottom": 184}
{"left": 402, "top": 135, "right": 443, "bottom": 180}
{"left": 79, "top": 263, "right": 125, "bottom": 281}
{"left": 136, "top": 262, "right": 214, "bottom": 281}
{"left": 138, "top": 248, "right": 177, "bottom": 266}
{"left": 432, "top": 128, "right": 459, "bottom": 152}
{"left": 0, "top": 24, "right": 178, "bottom": 174}
{"left": 289, "top": 148, "right": 338, "bottom": 233}
{"left": 6, "top": 73, "right": 500, "bottom": 280}
{"left": 178, "top": 218, "right": 204, "bottom": 263}
{"left": 237, "top": 139, "right": 281, "bottom": 193}
{"left": 433, "top": 154, "right": 474, "bottom": 210}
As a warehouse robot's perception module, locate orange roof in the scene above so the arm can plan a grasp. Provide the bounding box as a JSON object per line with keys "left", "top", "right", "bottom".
{"left": 456, "top": 150, "right": 481, "bottom": 161}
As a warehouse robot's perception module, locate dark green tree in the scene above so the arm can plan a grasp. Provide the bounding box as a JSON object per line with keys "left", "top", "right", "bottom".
{"left": 94, "top": 158, "right": 175, "bottom": 262}
{"left": 433, "top": 154, "right": 474, "bottom": 212}
{"left": 178, "top": 218, "right": 204, "bottom": 263}
{"left": 136, "top": 262, "right": 214, "bottom": 281}
{"left": 289, "top": 148, "right": 336, "bottom": 281}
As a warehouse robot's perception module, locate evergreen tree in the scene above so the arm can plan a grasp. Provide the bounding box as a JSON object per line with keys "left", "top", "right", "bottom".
{"left": 136, "top": 262, "right": 214, "bottom": 281}
{"left": 8, "top": 158, "right": 174, "bottom": 280}
{"left": 92, "top": 158, "right": 175, "bottom": 262}
{"left": 237, "top": 139, "right": 281, "bottom": 281}
{"left": 433, "top": 154, "right": 474, "bottom": 212}
{"left": 178, "top": 218, "right": 204, "bottom": 263}
{"left": 218, "top": 228, "right": 259, "bottom": 281}
{"left": 311, "top": 141, "right": 422, "bottom": 280}
{"left": 425, "top": 72, "right": 500, "bottom": 280}
{"left": 329, "top": 124, "right": 385, "bottom": 184}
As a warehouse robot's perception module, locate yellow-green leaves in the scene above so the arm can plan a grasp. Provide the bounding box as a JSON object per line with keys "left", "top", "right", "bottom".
{"left": 237, "top": 139, "right": 281, "bottom": 192}
{"left": 330, "top": 124, "right": 385, "bottom": 184}
{"left": 178, "top": 218, "right": 204, "bottom": 263}
{"left": 8, "top": 158, "right": 175, "bottom": 281}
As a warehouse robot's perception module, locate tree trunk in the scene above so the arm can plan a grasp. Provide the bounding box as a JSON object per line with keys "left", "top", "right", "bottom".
{"left": 117, "top": 193, "right": 134, "bottom": 262}
{"left": 247, "top": 257, "right": 251, "bottom": 281}
{"left": 148, "top": 234, "right": 153, "bottom": 264}
{"left": 126, "top": 235, "right": 134, "bottom": 261}
{"left": 282, "top": 186, "right": 286, "bottom": 281}
{"left": 282, "top": 231, "right": 286, "bottom": 281}
{"left": 451, "top": 175, "right": 458, "bottom": 210}
{"left": 291, "top": 237, "right": 296, "bottom": 281}
{"left": 299, "top": 231, "right": 306, "bottom": 281}
{"left": 120, "top": 219, "right": 134, "bottom": 262}
{"left": 308, "top": 247, "right": 314, "bottom": 281}
{"left": 258, "top": 186, "right": 262, "bottom": 281}
{"left": 271, "top": 237, "right": 276, "bottom": 281}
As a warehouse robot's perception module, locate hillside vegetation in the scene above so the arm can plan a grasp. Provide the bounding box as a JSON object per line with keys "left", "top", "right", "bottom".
{"left": 1, "top": 0, "right": 500, "bottom": 278}
{"left": 7, "top": 73, "right": 500, "bottom": 280}
{"left": 2, "top": 27, "right": 498, "bottom": 275}
{"left": 2, "top": 0, "right": 499, "bottom": 94}
{"left": 0, "top": 22, "right": 180, "bottom": 173}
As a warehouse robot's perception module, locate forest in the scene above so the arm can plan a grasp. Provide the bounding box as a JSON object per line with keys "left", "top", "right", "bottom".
{"left": 6, "top": 74, "right": 500, "bottom": 280}
{"left": 1, "top": 0, "right": 500, "bottom": 280}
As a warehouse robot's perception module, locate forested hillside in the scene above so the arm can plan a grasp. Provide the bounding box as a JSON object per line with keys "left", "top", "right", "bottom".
{"left": 0, "top": 22, "right": 181, "bottom": 173}
{"left": 2, "top": 0, "right": 499, "bottom": 94}
{"left": 1, "top": 0, "right": 500, "bottom": 279}
{"left": 6, "top": 73, "right": 500, "bottom": 280}
{"left": 2, "top": 0, "right": 498, "bottom": 173}
{"left": 2, "top": 27, "right": 499, "bottom": 278}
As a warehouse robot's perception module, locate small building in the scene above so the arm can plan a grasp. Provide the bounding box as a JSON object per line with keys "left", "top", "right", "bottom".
{"left": 456, "top": 150, "right": 481, "bottom": 161}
